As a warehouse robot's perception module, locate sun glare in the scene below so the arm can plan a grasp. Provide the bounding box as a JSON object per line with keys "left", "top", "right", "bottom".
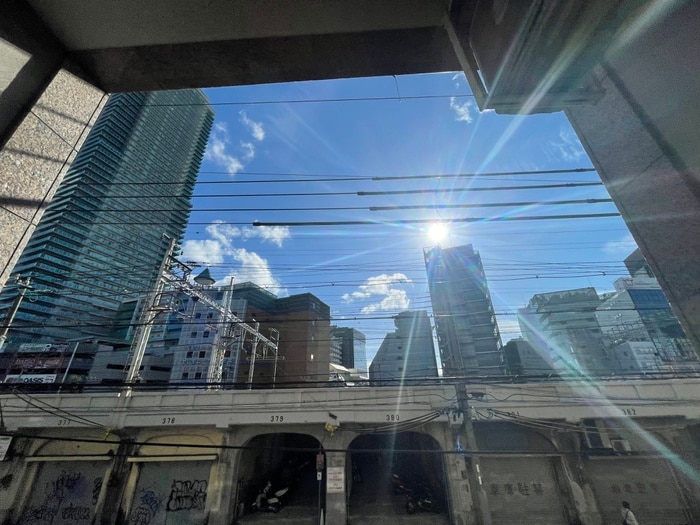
{"left": 428, "top": 222, "right": 449, "bottom": 244}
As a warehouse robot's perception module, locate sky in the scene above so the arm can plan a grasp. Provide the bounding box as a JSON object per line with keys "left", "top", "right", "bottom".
{"left": 179, "top": 72, "right": 638, "bottom": 369}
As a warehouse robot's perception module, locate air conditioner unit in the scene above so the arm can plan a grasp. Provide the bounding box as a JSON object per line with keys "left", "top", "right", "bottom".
{"left": 610, "top": 439, "right": 632, "bottom": 453}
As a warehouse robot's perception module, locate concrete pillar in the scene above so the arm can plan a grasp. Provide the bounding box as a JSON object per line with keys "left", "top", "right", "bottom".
{"left": 438, "top": 424, "right": 478, "bottom": 525}
{"left": 0, "top": 69, "right": 105, "bottom": 289}
{"left": 565, "top": 2, "right": 700, "bottom": 357}
{"left": 324, "top": 449, "right": 348, "bottom": 524}
{"left": 550, "top": 432, "right": 603, "bottom": 525}
{"left": 208, "top": 433, "right": 239, "bottom": 525}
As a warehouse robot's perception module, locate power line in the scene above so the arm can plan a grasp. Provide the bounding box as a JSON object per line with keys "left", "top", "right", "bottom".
{"left": 252, "top": 213, "right": 621, "bottom": 227}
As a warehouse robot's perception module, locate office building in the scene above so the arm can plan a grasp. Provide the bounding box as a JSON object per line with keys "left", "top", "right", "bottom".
{"left": 424, "top": 244, "right": 503, "bottom": 376}
{"left": 330, "top": 326, "right": 367, "bottom": 371}
{"left": 596, "top": 249, "right": 698, "bottom": 373}
{"left": 503, "top": 337, "right": 555, "bottom": 377}
{"left": 369, "top": 310, "right": 438, "bottom": 383}
{"left": 0, "top": 90, "right": 213, "bottom": 345}
{"left": 518, "top": 287, "right": 610, "bottom": 376}
{"left": 161, "top": 281, "right": 330, "bottom": 388}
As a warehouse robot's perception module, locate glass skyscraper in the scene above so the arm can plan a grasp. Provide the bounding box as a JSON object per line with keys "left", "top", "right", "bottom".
{"left": 424, "top": 244, "right": 504, "bottom": 375}
{"left": 0, "top": 90, "right": 214, "bottom": 344}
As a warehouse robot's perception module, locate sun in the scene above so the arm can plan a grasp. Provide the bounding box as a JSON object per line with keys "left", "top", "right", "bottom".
{"left": 428, "top": 222, "right": 449, "bottom": 244}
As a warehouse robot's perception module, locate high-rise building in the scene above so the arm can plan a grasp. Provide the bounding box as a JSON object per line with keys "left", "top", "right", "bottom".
{"left": 518, "top": 288, "right": 610, "bottom": 376}
{"left": 369, "top": 310, "right": 438, "bottom": 383}
{"left": 424, "top": 244, "right": 503, "bottom": 376}
{"left": 330, "top": 326, "right": 367, "bottom": 371}
{"left": 0, "top": 90, "right": 214, "bottom": 345}
{"left": 596, "top": 249, "right": 698, "bottom": 373}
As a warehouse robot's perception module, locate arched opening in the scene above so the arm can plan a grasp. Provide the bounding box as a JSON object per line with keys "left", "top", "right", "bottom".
{"left": 348, "top": 431, "right": 448, "bottom": 523}
{"left": 235, "top": 432, "right": 322, "bottom": 523}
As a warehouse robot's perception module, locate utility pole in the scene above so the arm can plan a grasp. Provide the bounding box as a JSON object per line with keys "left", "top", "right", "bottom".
{"left": 123, "top": 237, "right": 279, "bottom": 391}
{"left": 124, "top": 237, "right": 176, "bottom": 388}
{"left": 428, "top": 245, "right": 492, "bottom": 525}
{"left": 0, "top": 276, "right": 31, "bottom": 354}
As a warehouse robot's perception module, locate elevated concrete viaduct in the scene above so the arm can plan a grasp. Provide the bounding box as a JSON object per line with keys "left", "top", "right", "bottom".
{"left": 0, "top": 381, "right": 699, "bottom": 523}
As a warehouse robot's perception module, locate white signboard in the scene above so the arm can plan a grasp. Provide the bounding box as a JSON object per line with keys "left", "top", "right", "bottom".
{"left": 4, "top": 374, "right": 57, "bottom": 384}
{"left": 326, "top": 466, "right": 345, "bottom": 493}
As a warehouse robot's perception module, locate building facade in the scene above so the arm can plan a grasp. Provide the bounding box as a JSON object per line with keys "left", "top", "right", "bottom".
{"left": 503, "top": 337, "right": 555, "bottom": 377}
{"left": 369, "top": 310, "right": 438, "bottom": 383}
{"left": 518, "top": 287, "right": 610, "bottom": 376}
{"left": 424, "top": 244, "right": 503, "bottom": 376}
{"left": 330, "top": 326, "right": 367, "bottom": 372}
{"left": 596, "top": 249, "right": 698, "bottom": 373}
{"left": 0, "top": 90, "right": 214, "bottom": 345}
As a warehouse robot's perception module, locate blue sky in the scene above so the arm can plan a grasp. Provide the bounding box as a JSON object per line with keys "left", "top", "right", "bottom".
{"left": 180, "top": 72, "right": 637, "bottom": 368}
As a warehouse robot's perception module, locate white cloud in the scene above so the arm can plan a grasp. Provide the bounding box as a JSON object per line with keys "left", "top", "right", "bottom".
{"left": 205, "top": 113, "right": 266, "bottom": 175}
{"left": 225, "top": 248, "right": 283, "bottom": 294}
{"left": 205, "top": 222, "right": 241, "bottom": 249}
{"left": 180, "top": 239, "right": 224, "bottom": 265}
{"left": 240, "top": 141, "right": 255, "bottom": 161}
{"left": 242, "top": 225, "right": 291, "bottom": 247}
{"left": 603, "top": 233, "right": 638, "bottom": 258}
{"left": 240, "top": 111, "right": 265, "bottom": 141}
{"left": 205, "top": 124, "right": 245, "bottom": 175}
{"left": 449, "top": 97, "right": 474, "bottom": 123}
{"left": 360, "top": 289, "right": 410, "bottom": 314}
{"left": 549, "top": 127, "right": 586, "bottom": 162}
{"left": 185, "top": 221, "right": 286, "bottom": 294}
{"left": 342, "top": 273, "right": 412, "bottom": 313}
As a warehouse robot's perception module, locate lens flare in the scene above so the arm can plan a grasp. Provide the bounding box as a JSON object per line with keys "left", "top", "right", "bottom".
{"left": 428, "top": 222, "right": 449, "bottom": 244}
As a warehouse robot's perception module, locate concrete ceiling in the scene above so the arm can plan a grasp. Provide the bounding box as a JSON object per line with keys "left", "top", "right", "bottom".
{"left": 23, "top": 0, "right": 461, "bottom": 92}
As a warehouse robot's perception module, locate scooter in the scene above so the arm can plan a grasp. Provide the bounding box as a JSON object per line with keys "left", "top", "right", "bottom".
{"left": 251, "top": 481, "right": 289, "bottom": 513}
{"left": 391, "top": 473, "right": 412, "bottom": 495}
{"left": 405, "top": 486, "right": 439, "bottom": 514}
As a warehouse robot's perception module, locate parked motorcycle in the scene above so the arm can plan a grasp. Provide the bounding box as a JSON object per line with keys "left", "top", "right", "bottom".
{"left": 391, "top": 473, "right": 413, "bottom": 495}
{"left": 251, "top": 481, "right": 289, "bottom": 513}
{"left": 405, "top": 486, "right": 439, "bottom": 514}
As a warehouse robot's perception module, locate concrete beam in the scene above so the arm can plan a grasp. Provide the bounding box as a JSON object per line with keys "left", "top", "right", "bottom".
{"left": 68, "top": 27, "right": 460, "bottom": 92}
{"left": 0, "top": 0, "right": 68, "bottom": 148}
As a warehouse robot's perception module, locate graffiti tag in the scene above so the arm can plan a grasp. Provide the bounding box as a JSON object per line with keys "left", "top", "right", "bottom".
{"left": 129, "top": 490, "right": 163, "bottom": 525}
{"left": 166, "top": 479, "right": 208, "bottom": 511}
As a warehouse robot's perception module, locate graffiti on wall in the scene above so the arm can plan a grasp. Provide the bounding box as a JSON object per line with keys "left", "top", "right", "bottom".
{"left": 19, "top": 465, "right": 103, "bottom": 525}
{"left": 128, "top": 462, "right": 211, "bottom": 525}
{"left": 166, "top": 480, "right": 207, "bottom": 511}
{"left": 129, "top": 489, "right": 164, "bottom": 525}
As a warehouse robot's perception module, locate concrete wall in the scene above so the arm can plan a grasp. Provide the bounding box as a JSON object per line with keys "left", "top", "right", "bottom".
{"left": 565, "top": 2, "right": 700, "bottom": 358}
{"left": 0, "top": 69, "right": 105, "bottom": 288}
{"left": 1, "top": 418, "right": 697, "bottom": 524}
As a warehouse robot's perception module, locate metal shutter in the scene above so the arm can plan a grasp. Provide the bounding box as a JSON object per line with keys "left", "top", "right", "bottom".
{"left": 481, "top": 456, "right": 568, "bottom": 524}
{"left": 585, "top": 457, "right": 690, "bottom": 525}
{"left": 128, "top": 460, "right": 213, "bottom": 525}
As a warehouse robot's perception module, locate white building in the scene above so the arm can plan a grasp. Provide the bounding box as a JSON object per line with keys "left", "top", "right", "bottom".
{"left": 369, "top": 311, "right": 438, "bottom": 383}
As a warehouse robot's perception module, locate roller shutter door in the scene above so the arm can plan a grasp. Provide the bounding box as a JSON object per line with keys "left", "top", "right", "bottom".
{"left": 128, "top": 460, "right": 213, "bottom": 525}
{"left": 481, "top": 456, "right": 567, "bottom": 524}
{"left": 585, "top": 457, "right": 691, "bottom": 524}
{"left": 18, "top": 460, "right": 107, "bottom": 525}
